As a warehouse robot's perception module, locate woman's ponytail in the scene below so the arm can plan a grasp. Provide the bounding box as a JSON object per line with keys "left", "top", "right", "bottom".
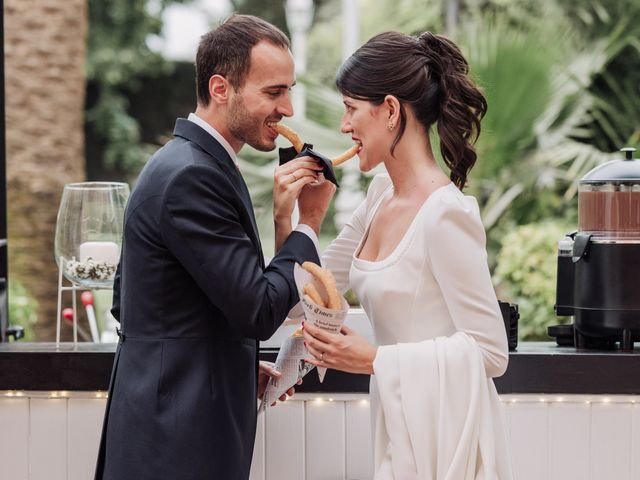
{"left": 418, "top": 32, "right": 487, "bottom": 190}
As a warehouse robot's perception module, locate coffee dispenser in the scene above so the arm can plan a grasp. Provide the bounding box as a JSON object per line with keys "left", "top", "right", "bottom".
{"left": 553, "top": 147, "right": 640, "bottom": 350}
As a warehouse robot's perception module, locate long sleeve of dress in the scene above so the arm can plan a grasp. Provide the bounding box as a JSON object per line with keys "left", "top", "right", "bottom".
{"left": 425, "top": 194, "right": 509, "bottom": 378}
{"left": 285, "top": 180, "right": 373, "bottom": 322}
{"left": 322, "top": 175, "right": 391, "bottom": 293}
{"left": 321, "top": 201, "right": 366, "bottom": 294}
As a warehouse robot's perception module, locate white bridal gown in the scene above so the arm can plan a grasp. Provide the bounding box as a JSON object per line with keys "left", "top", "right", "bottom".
{"left": 322, "top": 174, "right": 513, "bottom": 480}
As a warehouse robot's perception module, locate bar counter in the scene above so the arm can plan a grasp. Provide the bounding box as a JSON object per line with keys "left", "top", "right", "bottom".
{"left": 1, "top": 342, "right": 639, "bottom": 394}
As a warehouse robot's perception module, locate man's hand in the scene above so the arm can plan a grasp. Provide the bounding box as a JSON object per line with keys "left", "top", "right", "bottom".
{"left": 273, "top": 157, "right": 324, "bottom": 223}
{"left": 257, "top": 361, "right": 302, "bottom": 405}
{"left": 297, "top": 176, "right": 336, "bottom": 235}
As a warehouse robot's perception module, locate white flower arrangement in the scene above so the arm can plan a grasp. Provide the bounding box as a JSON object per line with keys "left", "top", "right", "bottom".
{"left": 65, "top": 257, "right": 117, "bottom": 281}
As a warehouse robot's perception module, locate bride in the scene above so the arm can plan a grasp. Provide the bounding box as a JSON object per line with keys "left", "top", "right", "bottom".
{"left": 300, "top": 31, "right": 513, "bottom": 479}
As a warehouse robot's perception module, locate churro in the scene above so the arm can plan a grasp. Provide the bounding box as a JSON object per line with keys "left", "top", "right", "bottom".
{"left": 304, "top": 283, "right": 326, "bottom": 308}
{"left": 331, "top": 144, "right": 361, "bottom": 166}
{"left": 270, "top": 123, "right": 304, "bottom": 153}
{"left": 270, "top": 122, "right": 359, "bottom": 167}
{"left": 302, "top": 262, "right": 341, "bottom": 310}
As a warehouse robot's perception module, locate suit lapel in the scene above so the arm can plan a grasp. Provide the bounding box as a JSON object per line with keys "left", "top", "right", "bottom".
{"left": 172, "top": 119, "right": 264, "bottom": 267}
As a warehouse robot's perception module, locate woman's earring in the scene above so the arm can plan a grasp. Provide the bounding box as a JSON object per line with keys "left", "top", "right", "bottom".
{"left": 388, "top": 121, "right": 394, "bottom": 131}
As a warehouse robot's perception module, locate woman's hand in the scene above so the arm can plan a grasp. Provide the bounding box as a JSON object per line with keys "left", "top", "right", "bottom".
{"left": 273, "top": 157, "right": 324, "bottom": 223}
{"left": 303, "top": 321, "right": 378, "bottom": 375}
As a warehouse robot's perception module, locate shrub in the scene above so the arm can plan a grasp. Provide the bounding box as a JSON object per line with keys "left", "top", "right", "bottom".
{"left": 8, "top": 281, "right": 38, "bottom": 341}
{"left": 493, "top": 221, "right": 573, "bottom": 340}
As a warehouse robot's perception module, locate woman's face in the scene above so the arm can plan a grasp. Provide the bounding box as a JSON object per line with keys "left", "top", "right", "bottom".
{"left": 340, "top": 96, "right": 389, "bottom": 172}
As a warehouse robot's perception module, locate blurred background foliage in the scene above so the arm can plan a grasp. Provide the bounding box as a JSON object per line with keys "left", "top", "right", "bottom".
{"left": 493, "top": 222, "right": 574, "bottom": 340}
{"left": 9, "top": 281, "right": 38, "bottom": 342}
{"left": 85, "top": 0, "right": 192, "bottom": 181}
{"left": 11, "top": 0, "right": 636, "bottom": 341}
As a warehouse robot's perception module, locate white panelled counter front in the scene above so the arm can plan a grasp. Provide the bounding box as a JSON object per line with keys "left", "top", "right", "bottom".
{"left": 2, "top": 311, "right": 640, "bottom": 480}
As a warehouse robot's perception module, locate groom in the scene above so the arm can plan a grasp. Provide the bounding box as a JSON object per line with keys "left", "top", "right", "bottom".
{"left": 95, "top": 15, "right": 334, "bottom": 480}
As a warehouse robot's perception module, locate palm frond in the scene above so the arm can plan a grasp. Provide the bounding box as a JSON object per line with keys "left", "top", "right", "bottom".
{"left": 482, "top": 182, "right": 525, "bottom": 230}
{"left": 460, "top": 18, "right": 571, "bottom": 182}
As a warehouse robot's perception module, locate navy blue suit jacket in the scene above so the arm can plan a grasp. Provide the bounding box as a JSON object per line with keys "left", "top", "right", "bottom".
{"left": 95, "top": 119, "right": 319, "bottom": 480}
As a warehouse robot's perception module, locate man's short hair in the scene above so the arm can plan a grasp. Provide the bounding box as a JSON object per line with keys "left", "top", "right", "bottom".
{"left": 195, "top": 14, "right": 290, "bottom": 106}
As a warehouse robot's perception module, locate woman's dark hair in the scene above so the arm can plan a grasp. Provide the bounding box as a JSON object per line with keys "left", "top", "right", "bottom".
{"left": 196, "top": 14, "right": 290, "bottom": 106}
{"left": 336, "top": 31, "right": 487, "bottom": 189}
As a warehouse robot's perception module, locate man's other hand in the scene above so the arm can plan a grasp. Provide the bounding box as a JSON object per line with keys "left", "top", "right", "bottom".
{"left": 257, "top": 361, "right": 302, "bottom": 405}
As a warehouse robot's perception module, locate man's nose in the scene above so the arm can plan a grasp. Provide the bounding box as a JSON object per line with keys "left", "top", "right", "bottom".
{"left": 277, "top": 93, "right": 294, "bottom": 117}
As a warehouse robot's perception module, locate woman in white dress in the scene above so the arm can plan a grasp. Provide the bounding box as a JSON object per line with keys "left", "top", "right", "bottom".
{"left": 301, "top": 31, "right": 513, "bottom": 479}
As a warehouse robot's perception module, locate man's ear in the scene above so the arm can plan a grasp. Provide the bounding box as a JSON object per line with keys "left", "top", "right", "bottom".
{"left": 209, "top": 75, "right": 231, "bottom": 105}
{"left": 383, "top": 95, "right": 401, "bottom": 125}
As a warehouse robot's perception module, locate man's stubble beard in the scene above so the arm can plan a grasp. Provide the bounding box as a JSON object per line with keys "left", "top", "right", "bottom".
{"left": 227, "top": 93, "right": 275, "bottom": 152}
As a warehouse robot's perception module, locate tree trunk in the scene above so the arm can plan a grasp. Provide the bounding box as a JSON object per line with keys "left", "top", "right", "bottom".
{"left": 5, "top": 0, "right": 87, "bottom": 340}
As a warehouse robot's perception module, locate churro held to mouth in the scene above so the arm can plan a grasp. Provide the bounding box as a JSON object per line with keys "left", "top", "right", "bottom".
{"left": 331, "top": 143, "right": 361, "bottom": 166}
{"left": 269, "top": 122, "right": 360, "bottom": 166}
{"left": 270, "top": 123, "right": 304, "bottom": 153}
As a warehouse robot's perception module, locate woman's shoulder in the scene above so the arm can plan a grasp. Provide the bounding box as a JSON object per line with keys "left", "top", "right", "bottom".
{"left": 423, "top": 184, "right": 484, "bottom": 235}
{"left": 434, "top": 183, "right": 479, "bottom": 209}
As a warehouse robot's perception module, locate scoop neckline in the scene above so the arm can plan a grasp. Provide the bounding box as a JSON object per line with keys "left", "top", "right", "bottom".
{"left": 352, "top": 182, "right": 456, "bottom": 271}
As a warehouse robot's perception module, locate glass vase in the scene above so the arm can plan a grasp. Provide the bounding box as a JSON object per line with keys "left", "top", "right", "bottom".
{"left": 54, "top": 182, "right": 129, "bottom": 288}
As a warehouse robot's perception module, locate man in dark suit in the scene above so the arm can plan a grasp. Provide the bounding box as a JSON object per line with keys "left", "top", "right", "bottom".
{"left": 95, "top": 15, "right": 334, "bottom": 480}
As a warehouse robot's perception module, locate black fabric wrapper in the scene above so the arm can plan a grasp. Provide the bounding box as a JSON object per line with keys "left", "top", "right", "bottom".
{"left": 278, "top": 143, "right": 340, "bottom": 188}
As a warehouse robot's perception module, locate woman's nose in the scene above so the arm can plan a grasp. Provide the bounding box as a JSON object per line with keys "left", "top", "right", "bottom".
{"left": 340, "top": 117, "right": 351, "bottom": 134}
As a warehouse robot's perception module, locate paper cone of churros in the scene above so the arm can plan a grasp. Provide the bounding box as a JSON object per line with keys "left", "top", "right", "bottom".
{"left": 259, "top": 262, "right": 348, "bottom": 411}
{"left": 293, "top": 262, "right": 349, "bottom": 383}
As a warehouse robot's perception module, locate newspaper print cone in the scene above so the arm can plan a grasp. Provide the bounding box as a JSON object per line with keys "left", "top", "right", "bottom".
{"left": 259, "top": 334, "right": 315, "bottom": 411}
{"left": 294, "top": 263, "right": 349, "bottom": 382}
{"left": 259, "top": 263, "right": 349, "bottom": 411}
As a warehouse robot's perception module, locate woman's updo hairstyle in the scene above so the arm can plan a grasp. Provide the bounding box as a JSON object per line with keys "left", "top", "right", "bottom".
{"left": 335, "top": 31, "right": 487, "bottom": 189}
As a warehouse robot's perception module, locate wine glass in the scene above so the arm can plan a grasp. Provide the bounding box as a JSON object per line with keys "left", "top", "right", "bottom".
{"left": 54, "top": 182, "right": 129, "bottom": 288}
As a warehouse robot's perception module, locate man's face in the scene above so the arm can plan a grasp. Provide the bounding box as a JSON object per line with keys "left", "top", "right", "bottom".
{"left": 227, "top": 41, "right": 295, "bottom": 152}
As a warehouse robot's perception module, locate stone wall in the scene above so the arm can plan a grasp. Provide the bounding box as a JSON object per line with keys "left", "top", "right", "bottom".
{"left": 5, "top": 0, "right": 87, "bottom": 339}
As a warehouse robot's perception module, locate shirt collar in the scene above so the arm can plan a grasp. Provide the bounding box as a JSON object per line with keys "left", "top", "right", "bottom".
{"left": 187, "top": 113, "right": 238, "bottom": 166}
